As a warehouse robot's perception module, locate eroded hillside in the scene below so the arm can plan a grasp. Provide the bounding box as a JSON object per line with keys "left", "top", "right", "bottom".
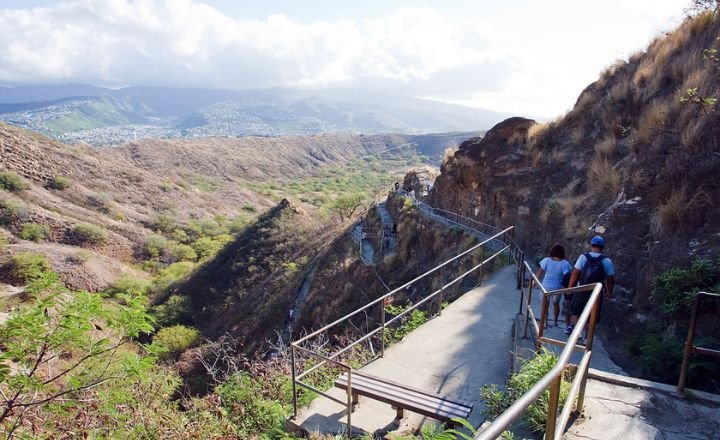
{"left": 429, "top": 11, "right": 720, "bottom": 383}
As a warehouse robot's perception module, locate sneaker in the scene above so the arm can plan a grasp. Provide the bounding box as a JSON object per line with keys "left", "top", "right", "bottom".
{"left": 564, "top": 325, "right": 574, "bottom": 335}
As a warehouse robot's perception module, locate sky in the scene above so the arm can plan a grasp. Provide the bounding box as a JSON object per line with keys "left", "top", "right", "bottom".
{"left": 0, "top": 0, "right": 691, "bottom": 118}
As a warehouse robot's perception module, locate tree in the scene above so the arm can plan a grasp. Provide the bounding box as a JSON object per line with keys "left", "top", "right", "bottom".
{"left": 329, "top": 194, "right": 365, "bottom": 222}
{"left": 0, "top": 271, "right": 155, "bottom": 437}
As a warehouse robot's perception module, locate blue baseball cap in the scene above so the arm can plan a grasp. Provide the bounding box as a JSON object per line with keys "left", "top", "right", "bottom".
{"left": 590, "top": 236, "right": 605, "bottom": 247}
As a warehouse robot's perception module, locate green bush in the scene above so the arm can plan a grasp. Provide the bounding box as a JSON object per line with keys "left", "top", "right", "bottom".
{"left": 19, "top": 222, "right": 49, "bottom": 242}
{"left": 151, "top": 294, "right": 194, "bottom": 327}
{"left": 0, "top": 234, "right": 8, "bottom": 251}
{"left": 152, "top": 325, "right": 200, "bottom": 359}
{"left": 45, "top": 176, "right": 71, "bottom": 190}
{"left": 4, "top": 252, "right": 53, "bottom": 284}
{"left": 85, "top": 193, "right": 113, "bottom": 213}
{"left": 215, "top": 372, "right": 289, "bottom": 437}
{"left": 651, "top": 258, "right": 719, "bottom": 314}
{"left": 74, "top": 223, "right": 107, "bottom": 245}
{"left": 480, "top": 348, "right": 571, "bottom": 432}
{"left": 0, "top": 172, "right": 29, "bottom": 191}
{"left": 167, "top": 243, "right": 198, "bottom": 263}
{"left": 150, "top": 213, "right": 176, "bottom": 234}
{"left": 0, "top": 198, "right": 24, "bottom": 225}
{"left": 104, "top": 275, "right": 151, "bottom": 297}
{"left": 143, "top": 234, "right": 170, "bottom": 259}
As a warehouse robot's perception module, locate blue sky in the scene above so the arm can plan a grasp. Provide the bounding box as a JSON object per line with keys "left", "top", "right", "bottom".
{"left": 0, "top": 0, "right": 690, "bottom": 117}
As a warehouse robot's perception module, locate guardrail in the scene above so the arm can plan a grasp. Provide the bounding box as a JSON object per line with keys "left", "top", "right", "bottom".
{"left": 290, "top": 226, "right": 514, "bottom": 431}
{"left": 678, "top": 291, "right": 720, "bottom": 393}
{"left": 475, "top": 248, "right": 604, "bottom": 440}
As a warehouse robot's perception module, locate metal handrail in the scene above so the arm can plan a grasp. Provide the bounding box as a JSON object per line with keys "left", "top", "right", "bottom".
{"left": 475, "top": 252, "right": 604, "bottom": 440}
{"left": 678, "top": 291, "right": 720, "bottom": 393}
{"left": 290, "top": 221, "right": 514, "bottom": 431}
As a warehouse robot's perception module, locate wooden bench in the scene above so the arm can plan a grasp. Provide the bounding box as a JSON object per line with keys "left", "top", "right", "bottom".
{"left": 335, "top": 371, "right": 473, "bottom": 423}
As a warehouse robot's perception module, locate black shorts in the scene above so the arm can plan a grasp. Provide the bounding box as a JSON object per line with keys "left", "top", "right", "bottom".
{"left": 570, "top": 291, "right": 603, "bottom": 322}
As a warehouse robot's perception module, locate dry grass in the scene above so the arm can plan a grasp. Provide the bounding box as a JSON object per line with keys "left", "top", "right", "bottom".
{"left": 588, "top": 156, "right": 622, "bottom": 196}
{"left": 574, "top": 92, "right": 594, "bottom": 114}
{"left": 633, "top": 58, "right": 655, "bottom": 87}
{"left": 594, "top": 137, "right": 617, "bottom": 160}
{"left": 651, "top": 184, "right": 711, "bottom": 235}
{"left": 527, "top": 122, "right": 550, "bottom": 144}
{"left": 634, "top": 99, "right": 671, "bottom": 145}
{"left": 571, "top": 127, "right": 585, "bottom": 145}
{"left": 630, "top": 170, "right": 647, "bottom": 189}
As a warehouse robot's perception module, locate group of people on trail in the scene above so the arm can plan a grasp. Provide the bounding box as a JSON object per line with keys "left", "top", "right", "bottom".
{"left": 533, "top": 235, "right": 615, "bottom": 345}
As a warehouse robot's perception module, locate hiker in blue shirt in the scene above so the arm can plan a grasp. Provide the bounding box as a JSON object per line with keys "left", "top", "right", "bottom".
{"left": 565, "top": 236, "right": 615, "bottom": 343}
{"left": 533, "top": 243, "right": 572, "bottom": 327}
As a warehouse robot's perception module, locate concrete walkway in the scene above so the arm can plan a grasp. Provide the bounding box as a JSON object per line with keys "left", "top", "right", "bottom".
{"left": 565, "top": 371, "right": 720, "bottom": 439}
{"left": 291, "top": 265, "right": 520, "bottom": 436}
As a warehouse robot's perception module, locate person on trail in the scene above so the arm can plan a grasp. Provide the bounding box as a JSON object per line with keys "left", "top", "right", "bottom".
{"left": 532, "top": 243, "right": 572, "bottom": 327}
{"left": 394, "top": 181, "right": 400, "bottom": 191}
{"left": 565, "top": 235, "right": 615, "bottom": 343}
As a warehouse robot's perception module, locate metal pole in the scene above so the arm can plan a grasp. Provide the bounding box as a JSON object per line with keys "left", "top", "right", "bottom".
{"left": 381, "top": 304, "right": 386, "bottom": 358}
{"left": 291, "top": 345, "right": 298, "bottom": 418}
{"left": 545, "top": 374, "right": 562, "bottom": 440}
{"left": 439, "top": 286, "right": 444, "bottom": 316}
{"left": 539, "top": 292, "right": 548, "bottom": 341}
{"left": 523, "top": 283, "right": 532, "bottom": 339}
{"left": 578, "top": 292, "right": 600, "bottom": 411}
{"left": 346, "top": 367, "right": 352, "bottom": 432}
{"left": 678, "top": 294, "right": 701, "bottom": 393}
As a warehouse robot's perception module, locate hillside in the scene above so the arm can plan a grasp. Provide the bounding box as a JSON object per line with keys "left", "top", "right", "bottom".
{"left": 1, "top": 122, "right": 470, "bottom": 293}
{"left": 429, "top": 11, "right": 720, "bottom": 382}
{"left": 0, "top": 86, "right": 506, "bottom": 145}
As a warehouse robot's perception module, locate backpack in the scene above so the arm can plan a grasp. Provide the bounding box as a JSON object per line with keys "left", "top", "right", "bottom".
{"left": 580, "top": 253, "right": 606, "bottom": 285}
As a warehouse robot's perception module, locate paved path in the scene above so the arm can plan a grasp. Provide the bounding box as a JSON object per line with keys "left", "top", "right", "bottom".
{"left": 376, "top": 201, "right": 397, "bottom": 255}
{"left": 351, "top": 223, "right": 374, "bottom": 265}
{"left": 565, "top": 371, "right": 720, "bottom": 439}
{"left": 292, "top": 265, "right": 520, "bottom": 436}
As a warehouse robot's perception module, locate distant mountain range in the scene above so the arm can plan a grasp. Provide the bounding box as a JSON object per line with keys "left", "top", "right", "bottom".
{"left": 0, "top": 85, "right": 509, "bottom": 145}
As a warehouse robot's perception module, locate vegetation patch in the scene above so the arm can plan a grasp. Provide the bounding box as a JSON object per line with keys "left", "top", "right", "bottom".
{"left": 74, "top": 223, "right": 108, "bottom": 245}
{"left": 45, "top": 175, "right": 71, "bottom": 190}
{"left": 2, "top": 252, "right": 53, "bottom": 284}
{"left": 0, "top": 172, "right": 29, "bottom": 192}
{"left": 481, "top": 348, "right": 571, "bottom": 433}
{"left": 19, "top": 222, "right": 50, "bottom": 242}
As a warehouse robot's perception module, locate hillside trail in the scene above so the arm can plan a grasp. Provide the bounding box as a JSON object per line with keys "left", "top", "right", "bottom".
{"left": 282, "top": 264, "right": 318, "bottom": 344}
{"left": 351, "top": 222, "right": 375, "bottom": 265}
{"left": 376, "top": 201, "right": 397, "bottom": 256}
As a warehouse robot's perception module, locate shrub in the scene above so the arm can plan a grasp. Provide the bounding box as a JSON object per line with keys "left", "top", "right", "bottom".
{"left": 215, "top": 372, "right": 289, "bottom": 437}
{"left": 0, "top": 234, "right": 7, "bottom": 251}
{"left": 167, "top": 243, "right": 198, "bottom": 263}
{"left": 0, "top": 198, "right": 24, "bottom": 225}
{"left": 150, "top": 213, "right": 176, "bottom": 234}
{"left": 151, "top": 294, "right": 194, "bottom": 327}
{"left": 480, "top": 347, "right": 571, "bottom": 432}
{"left": 143, "top": 234, "right": 170, "bottom": 259}
{"left": 19, "top": 222, "right": 49, "bottom": 242}
{"left": 4, "top": 252, "right": 53, "bottom": 284}
{"left": 241, "top": 205, "right": 257, "bottom": 213}
{"left": 74, "top": 223, "right": 107, "bottom": 245}
{"left": 651, "top": 258, "right": 718, "bottom": 314}
{"left": 0, "top": 172, "right": 29, "bottom": 191}
{"left": 152, "top": 325, "right": 200, "bottom": 359}
{"left": 45, "top": 176, "right": 71, "bottom": 190}
{"left": 104, "top": 275, "right": 151, "bottom": 297}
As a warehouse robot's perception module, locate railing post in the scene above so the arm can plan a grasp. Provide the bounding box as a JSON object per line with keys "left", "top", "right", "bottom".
{"left": 291, "top": 344, "right": 298, "bottom": 418}
{"left": 678, "top": 293, "right": 701, "bottom": 393}
{"left": 539, "top": 291, "right": 548, "bottom": 341}
{"left": 346, "top": 367, "right": 353, "bottom": 432}
{"left": 545, "top": 374, "right": 562, "bottom": 439}
{"left": 381, "top": 304, "right": 386, "bottom": 358}
{"left": 439, "top": 286, "right": 444, "bottom": 316}
{"left": 523, "top": 281, "right": 533, "bottom": 339}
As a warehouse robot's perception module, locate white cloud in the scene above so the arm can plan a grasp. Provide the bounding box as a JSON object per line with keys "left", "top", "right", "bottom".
{"left": 0, "top": 0, "right": 689, "bottom": 117}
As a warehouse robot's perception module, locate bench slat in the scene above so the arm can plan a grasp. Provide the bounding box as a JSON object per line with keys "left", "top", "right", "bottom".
{"left": 335, "top": 373, "right": 472, "bottom": 421}
{"left": 350, "top": 371, "right": 473, "bottom": 408}
{"left": 336, "top": 375, "right": 471, "bottom": 415}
